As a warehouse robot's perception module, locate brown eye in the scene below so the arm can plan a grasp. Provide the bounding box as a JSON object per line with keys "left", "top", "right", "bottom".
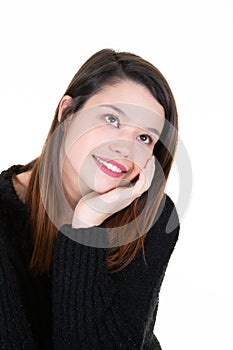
{"left": 104, "top": 114, "right": 120, "bottom": 128}
{"left": 137, "top": 134, "right": 152, "bottom": 144}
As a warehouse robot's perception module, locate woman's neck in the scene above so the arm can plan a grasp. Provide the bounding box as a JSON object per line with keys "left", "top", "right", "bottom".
{"left": 61, "top": 157, "right": 83, "bottom": 210}
{"left": 12, "top": 170, "right": 32, "bottom": 203}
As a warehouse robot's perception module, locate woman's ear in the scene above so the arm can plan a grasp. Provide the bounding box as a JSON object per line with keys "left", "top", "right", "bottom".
{"left": 58, "top": 95, "right": 73, "bottom": 122}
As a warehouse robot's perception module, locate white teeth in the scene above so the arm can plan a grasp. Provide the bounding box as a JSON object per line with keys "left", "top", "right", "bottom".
{"left": 95, "top": 156, "right": 123, "bottom": 173}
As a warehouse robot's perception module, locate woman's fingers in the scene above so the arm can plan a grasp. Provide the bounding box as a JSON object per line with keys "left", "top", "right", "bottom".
{"left": 132, "top": 156, "right": 155, "bottom": 198}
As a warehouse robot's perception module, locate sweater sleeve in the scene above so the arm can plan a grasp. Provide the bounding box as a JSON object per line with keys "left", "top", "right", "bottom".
{"left": 52, "top": 195, "right": 179, "bottom": 350}
{"left": 0, "top": 237, "right": 37, "bottom": 350}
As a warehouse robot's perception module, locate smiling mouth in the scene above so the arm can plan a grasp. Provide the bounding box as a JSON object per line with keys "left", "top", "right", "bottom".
{"left": 93, "top": 155, "right": 127, "bottom": 178}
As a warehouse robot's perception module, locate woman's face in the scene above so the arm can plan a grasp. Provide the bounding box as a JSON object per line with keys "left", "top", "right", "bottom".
{"left": 61, "top": 80, "right": 165, "bottom": 203}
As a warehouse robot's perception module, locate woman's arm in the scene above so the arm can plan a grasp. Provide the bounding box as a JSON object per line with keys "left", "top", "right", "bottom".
{"left": 52, "top": 195, "right": 179, "bottom": 350}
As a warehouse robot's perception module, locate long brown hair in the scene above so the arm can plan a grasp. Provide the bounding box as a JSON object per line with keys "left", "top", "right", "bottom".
{"left": 19, "top": 49, "right": 178, "bottom": 274}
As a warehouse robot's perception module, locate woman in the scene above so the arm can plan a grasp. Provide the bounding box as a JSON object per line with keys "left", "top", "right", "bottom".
{"left": 0, "top": 49, "right": 180, "bottom": 349}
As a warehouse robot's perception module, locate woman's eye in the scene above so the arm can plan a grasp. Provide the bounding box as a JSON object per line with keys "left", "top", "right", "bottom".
{"left": 104, "top": 114, "right": 120, "bottom": 128}
{"left": 137, "top": 134, "right": 153, "bottom": 144}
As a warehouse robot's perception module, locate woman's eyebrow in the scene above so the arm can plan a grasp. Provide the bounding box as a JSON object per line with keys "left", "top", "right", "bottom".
{"left": 147, "top": 127, "right": 161, "bottom": 137}
{"left": 99, "top": 104, "right": 161, "bottom": 137}
{"left": 99, "top": 104, "right": 126, "bottom": 116}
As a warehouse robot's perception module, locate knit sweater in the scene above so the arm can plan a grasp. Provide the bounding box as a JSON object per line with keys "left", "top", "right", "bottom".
{"left": 0, "top": 165, "right": 180, "bottom": 350}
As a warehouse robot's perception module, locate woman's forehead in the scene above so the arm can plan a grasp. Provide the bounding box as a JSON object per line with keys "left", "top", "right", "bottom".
{"left": 81, "top": 80, "right": 165, "bottom": 118}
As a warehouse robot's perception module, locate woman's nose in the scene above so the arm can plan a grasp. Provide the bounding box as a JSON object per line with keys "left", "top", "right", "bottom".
{"left": 109, "top": 139, "right": 134, "bottom": 159}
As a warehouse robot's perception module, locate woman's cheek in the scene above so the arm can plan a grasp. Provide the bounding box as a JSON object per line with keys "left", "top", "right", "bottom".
{"left": 133, "top": 145, "right": 153, "bottom": 169}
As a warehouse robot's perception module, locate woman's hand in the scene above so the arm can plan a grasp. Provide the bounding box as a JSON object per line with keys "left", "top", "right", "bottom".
{"left": 72, "top": 156, "right": 155, "bottom": 228}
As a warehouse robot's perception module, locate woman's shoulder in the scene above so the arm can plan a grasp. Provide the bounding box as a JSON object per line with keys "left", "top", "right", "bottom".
{"left": 0, "top": 165, "right": 26, "bottom": 208}
{"left": 0, "top": 165, "right": 28, "bottom": 240}
{"left": 150, "top": 193, "right": 180, "bottom": 233}
{"left": 143, "top": 193, "right": 180, "bottom": 263}
{"left": 160, "top": 193, "right": 180, "bottom": 231}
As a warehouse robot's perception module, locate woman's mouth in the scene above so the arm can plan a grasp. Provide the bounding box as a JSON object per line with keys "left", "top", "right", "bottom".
{"left": 92, "top": 155, "right": 127, "bottom": 178}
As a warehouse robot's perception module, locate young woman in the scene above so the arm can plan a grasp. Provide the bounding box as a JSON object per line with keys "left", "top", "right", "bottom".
{"left": 0, "top": 49, "right": 180, "bottom": 349}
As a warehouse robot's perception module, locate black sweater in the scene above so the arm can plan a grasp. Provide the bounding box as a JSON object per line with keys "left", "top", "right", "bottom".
{"left": 0, "top": 165, "right": 180, "bottom": 349}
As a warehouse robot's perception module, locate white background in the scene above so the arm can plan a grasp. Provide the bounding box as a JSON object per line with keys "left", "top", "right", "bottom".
{"left": 0, "top": 1, "right": 232, "bottom": 349}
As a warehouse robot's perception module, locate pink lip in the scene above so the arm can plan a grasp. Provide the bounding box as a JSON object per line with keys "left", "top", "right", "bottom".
{"left": 93, "top": 155, "right": 127, "bottom": 178}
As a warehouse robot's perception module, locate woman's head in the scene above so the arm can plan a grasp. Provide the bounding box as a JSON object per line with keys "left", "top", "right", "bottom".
{"left": 54, "top": 49, "right": 178, "bottom": 199}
